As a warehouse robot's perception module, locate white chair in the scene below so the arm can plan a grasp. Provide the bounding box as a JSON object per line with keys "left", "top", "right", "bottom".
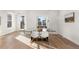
{"left": 31, "top": 31, "right": 39, "bottom": 38}
{"left": 40, "top": 31, "right": 49, "bottom": 38}
{"left": 31, "top": 28, "right": 49, "bottom": 41}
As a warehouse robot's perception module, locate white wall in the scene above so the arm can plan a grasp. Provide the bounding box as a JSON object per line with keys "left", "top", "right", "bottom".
{"left": 0, "top": 10, "right": 16, "bottom": 36}
{"left": 26, "top": 10, "right": 58, "bottom": 31}
{"left": 0, "top": 10, "right": 59, "bottom": 36}
{"left": 58, "top": 10, "right": 79, "bottom": 45}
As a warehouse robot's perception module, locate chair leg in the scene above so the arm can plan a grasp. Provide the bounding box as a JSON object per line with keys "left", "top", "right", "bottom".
{"left": 46, "top": 37, "right": 48, "bottom": 42}
{"left": 31, "top": 37, "right": 34, "bottom": 42}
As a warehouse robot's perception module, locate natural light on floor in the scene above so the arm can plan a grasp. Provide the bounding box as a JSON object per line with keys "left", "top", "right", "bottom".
{"left": 15, "top": 35, "right": 49, "bottom": 49}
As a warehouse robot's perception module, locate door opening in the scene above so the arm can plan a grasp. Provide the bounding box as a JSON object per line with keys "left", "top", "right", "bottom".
{"left": 20, "top": 16, "right": 25, "bottom": 29}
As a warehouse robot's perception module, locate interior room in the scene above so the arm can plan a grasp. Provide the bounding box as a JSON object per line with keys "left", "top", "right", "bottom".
{"left": 0, "top": 10, "right": 79, "bottom": 49}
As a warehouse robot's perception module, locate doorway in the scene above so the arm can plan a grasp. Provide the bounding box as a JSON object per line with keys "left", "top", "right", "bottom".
{"left": 20, "top": 16, "right": 25, "bottom": 29}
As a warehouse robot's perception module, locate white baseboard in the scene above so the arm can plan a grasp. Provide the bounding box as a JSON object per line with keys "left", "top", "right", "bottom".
{"left": 58, "top": 33, "right": 79, "bottom": 45}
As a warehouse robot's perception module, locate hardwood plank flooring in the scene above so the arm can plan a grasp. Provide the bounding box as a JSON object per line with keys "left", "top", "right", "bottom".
{"left": 32, "top": 33, "right": 79, "bottom": 49}
{"left": 0, "top": 32, "right": 32, "bottom": 49}
{"left": 48, "top": 34, "right": 79, "bottom": 49}
{"left": 0, "top": 31, "right": 79, "bottom": 49}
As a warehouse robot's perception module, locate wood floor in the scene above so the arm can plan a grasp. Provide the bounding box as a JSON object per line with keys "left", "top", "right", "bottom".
{"left": 48, "top": 34, "right": 79, "bottom": 49}
{"left": 0, "top": 32, "right": 32, "bottom": 49}
{"left": 0, "top": 31, "right": 79, "bottom": 49}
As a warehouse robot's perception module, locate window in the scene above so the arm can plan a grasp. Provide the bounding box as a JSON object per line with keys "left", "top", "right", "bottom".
{"left": 38, "top": 16, "right": 46, "bottom": 27}
{"left": 20, "top": 16, "right": 25, "bottom": 29}
{"left": 7, "top": 14, "right": 12, "bottom": 28}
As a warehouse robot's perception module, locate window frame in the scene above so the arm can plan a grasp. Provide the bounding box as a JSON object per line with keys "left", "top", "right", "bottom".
{"left": 7, "top": 14, "right": 12, "bottom": 28}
